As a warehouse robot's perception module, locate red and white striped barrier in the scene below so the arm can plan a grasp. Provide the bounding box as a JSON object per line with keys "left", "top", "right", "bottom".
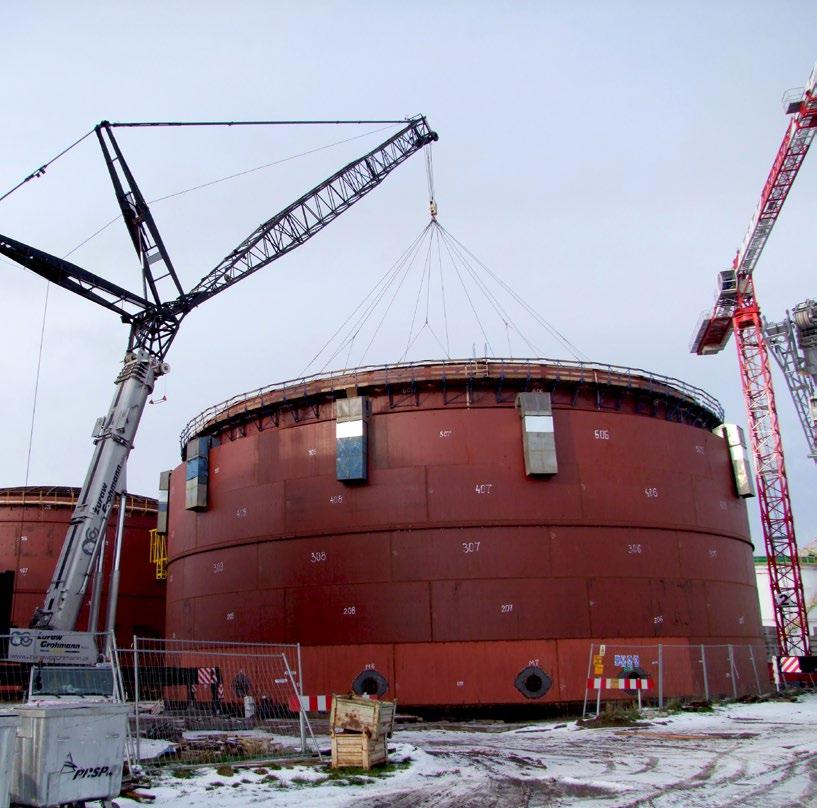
{"left": 779, "top": 657, "right": 802, "bottom": 674}
{"left": 197, "top": 667, "right": 219, "bottom": 686}
{"left": 587, "top": 677, "right": 654, "bottom": 690}
{"left": 288, "top": 694, "right": 333, "bottom": 712}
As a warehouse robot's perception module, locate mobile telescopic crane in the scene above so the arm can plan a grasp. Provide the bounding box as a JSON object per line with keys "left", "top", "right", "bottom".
{"left": 0, "top": 116, "right": 437, "bottom": 633}
{"left": 690, "top": 64, "right": 817, "bottom": 660}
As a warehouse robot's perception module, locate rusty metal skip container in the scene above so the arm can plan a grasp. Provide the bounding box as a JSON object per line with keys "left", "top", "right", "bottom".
{"left": 165, "top": 358, "right": 768, "bottom": 706}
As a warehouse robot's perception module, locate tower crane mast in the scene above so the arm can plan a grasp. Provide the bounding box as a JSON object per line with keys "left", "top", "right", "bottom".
{"left": 0, "top": 117, "right": 437, "bottom": 632}
{"left": 690, "top": 65, "right": 817, "bottom": 658}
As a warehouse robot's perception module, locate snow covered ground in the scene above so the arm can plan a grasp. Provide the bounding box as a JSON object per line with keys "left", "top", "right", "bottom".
{"left": 142, "top": 693, "right": 817, "bottom": 807}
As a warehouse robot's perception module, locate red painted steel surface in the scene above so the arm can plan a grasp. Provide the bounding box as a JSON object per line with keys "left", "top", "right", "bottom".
{"left": 0, "top": 487, "right": 165, "bottom": 642}
{"left": 165, "top": 361, "right": 770, "bottom": 705}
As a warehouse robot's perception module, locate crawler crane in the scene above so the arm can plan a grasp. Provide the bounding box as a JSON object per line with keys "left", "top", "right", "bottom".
{"left": 0, "top": 117, "right": 437, "bottom": 634}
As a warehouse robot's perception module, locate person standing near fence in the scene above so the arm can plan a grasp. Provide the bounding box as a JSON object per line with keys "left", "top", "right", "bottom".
{"left": 233, "top": 669, "right": 255, "bottom": 718}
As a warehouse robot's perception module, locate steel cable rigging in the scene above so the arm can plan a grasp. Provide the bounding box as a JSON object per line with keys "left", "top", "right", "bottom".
{"left": 299, "top": 217, "right": 587, "bottom": 376}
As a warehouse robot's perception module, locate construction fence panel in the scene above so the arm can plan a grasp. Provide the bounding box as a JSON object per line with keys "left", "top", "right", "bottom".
{"left": 128, "top": 637, "right": 320, "bottom": 768}
{"left": 583, "top": 641, "right": 770, "bottom": 715}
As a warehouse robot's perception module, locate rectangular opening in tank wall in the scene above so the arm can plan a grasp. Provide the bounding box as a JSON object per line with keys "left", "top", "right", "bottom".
{"left": 336, "top": 396, "right": 369, "bottom": 482}
{"left": 516, "top": 392, "right": 558, "bottom": 475}
{"left": 157, "top": 469, "right": 171, "bottom": 533}
{"left": 0, "top": 570, "right": 13, "bottom": 635}
{"left": 714, "top": 423, "right": 756, "bottom": 498}
{"left": 184, "top": 437, "right": 211, "bottom": 511}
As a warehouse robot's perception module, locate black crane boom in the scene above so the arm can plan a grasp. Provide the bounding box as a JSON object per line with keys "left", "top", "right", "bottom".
{"left": 2, "top": 116, "right": 438, "bottom": 362}
{"left": 183, "top": 116, "right": 437, "bottom": 308}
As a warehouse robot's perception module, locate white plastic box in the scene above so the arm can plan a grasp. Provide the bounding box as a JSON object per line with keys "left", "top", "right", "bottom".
{"left": 0, "top": 712, "right": 21, "bottom": 808}
{"left": 10, "top": 703, "right": 129, "bottom": 807}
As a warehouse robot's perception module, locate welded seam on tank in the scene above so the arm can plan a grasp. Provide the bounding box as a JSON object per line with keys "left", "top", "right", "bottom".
{"left": 165, "top": 522, "right": 756, "bottom": 566}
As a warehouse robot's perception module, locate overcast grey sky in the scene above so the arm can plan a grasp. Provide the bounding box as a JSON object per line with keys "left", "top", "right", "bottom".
{"left": 1, "top": 2, "right": 816, "bottom": 547}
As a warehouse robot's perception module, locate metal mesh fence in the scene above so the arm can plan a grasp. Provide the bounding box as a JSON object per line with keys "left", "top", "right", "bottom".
{"left": 582, "top": 641, "right": 771, "bottom": 716}
{"left": 128, "top": 637, "right": 319, "bottom": 768}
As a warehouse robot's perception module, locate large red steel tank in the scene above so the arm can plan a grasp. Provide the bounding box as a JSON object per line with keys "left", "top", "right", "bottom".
{"left": 166, "top": 359, "right": 768, "bottom": 706}
{"left": 0, "top": 486, "right": 165, "bottom": 643}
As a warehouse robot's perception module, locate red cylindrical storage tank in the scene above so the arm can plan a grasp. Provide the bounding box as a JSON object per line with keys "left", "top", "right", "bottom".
{"left": 166, "top": 359, "right": 769, "bottom": 706}
{"left": 0, "top": 486, "right": 166, "bottom": 643}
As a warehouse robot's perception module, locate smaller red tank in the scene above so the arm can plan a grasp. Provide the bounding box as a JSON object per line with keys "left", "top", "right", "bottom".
{"left": 0, "top": 486, "right": 165, "bottom": 643}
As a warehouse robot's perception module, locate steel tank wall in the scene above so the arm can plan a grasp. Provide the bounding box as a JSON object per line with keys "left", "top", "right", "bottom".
{"left": 0, "top": 487, "right": 165, "bottom": 642}
{"left": 165, "top": 361, "right": 767, "bottom": 705}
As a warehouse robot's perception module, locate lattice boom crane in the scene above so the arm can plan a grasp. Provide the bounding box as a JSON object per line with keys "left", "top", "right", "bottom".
{"left": 0, "top": 117, "right": 437, "bottom": 631}
{"left": 690, "top": 64, "right": 817, "bottom": 658}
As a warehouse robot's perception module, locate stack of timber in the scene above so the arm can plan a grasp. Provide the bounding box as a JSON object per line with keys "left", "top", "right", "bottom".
{"left": 330, "top": 695, "right": 396, "bottom": 769}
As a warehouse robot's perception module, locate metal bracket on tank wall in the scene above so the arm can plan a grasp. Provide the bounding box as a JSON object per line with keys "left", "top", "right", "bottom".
{"left": 494, "top": 368, "right": 533, "bottom": 403}
{"left": 386, "top": 377, "right": 419, "bottom": 409}
{"left": 495, "top": 372, "right": 507, "bottom": 403}
{"left": 292, "top": 398, "right": 321, "bottom": 422}
{"left": 249, "top": 402, "right": 280, "bottom": 431}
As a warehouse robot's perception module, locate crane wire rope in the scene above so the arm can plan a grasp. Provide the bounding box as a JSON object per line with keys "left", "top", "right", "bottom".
{"left": 303, "top": 214, "right": 587, "bottom": 372}
{"left": 438, "top": 225, "right": 544, "bottom": 357}
{"left": 23, "top": 283, "right": 50, "bottom": 489}
{"left": 0, "top": 127, "right": 96, "bottom": 204}
{"left": 435, "top": 225, "right": 451, "bottom": 356}
{"left": 442, "top": 225, "right": 574, "bottom": 358}
{"left": 330, "top": 226, "right": 429, "bottom": 372}
{"left": 438, "top": 226, "right": 495, "bottom": 356}
{"left": 400, "top": 226, "right": 437, "bottom": 363}
{"left": 438, "top": 226, "right": 516, "bottom": 348}
{"left": 329, "top": 227, "right": 431, "bottom": 373}
{"left": 319, "top": 237, "right": 423, "bottom": 374}
{"left": 299, "top": 224, "right": 431, "bottom": 377}
{"left": 57, "top": 123, "right": 400, "bottom": 261}
{"left": 440, "top": 224, "right": 589, "bottom": 362}
{"left": 108, "top": 119, "right": 410, "bottom": 128}
{"left": 327, "top": 227, "right": 432, "bottom": 373}
{"left": 358, "top": 223, "right": 436, "bottom": 366}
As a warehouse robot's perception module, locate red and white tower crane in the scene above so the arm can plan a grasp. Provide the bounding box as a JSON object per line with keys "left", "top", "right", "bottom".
{"left": 690, "top": 64, "right": 817, "bottom": 660}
